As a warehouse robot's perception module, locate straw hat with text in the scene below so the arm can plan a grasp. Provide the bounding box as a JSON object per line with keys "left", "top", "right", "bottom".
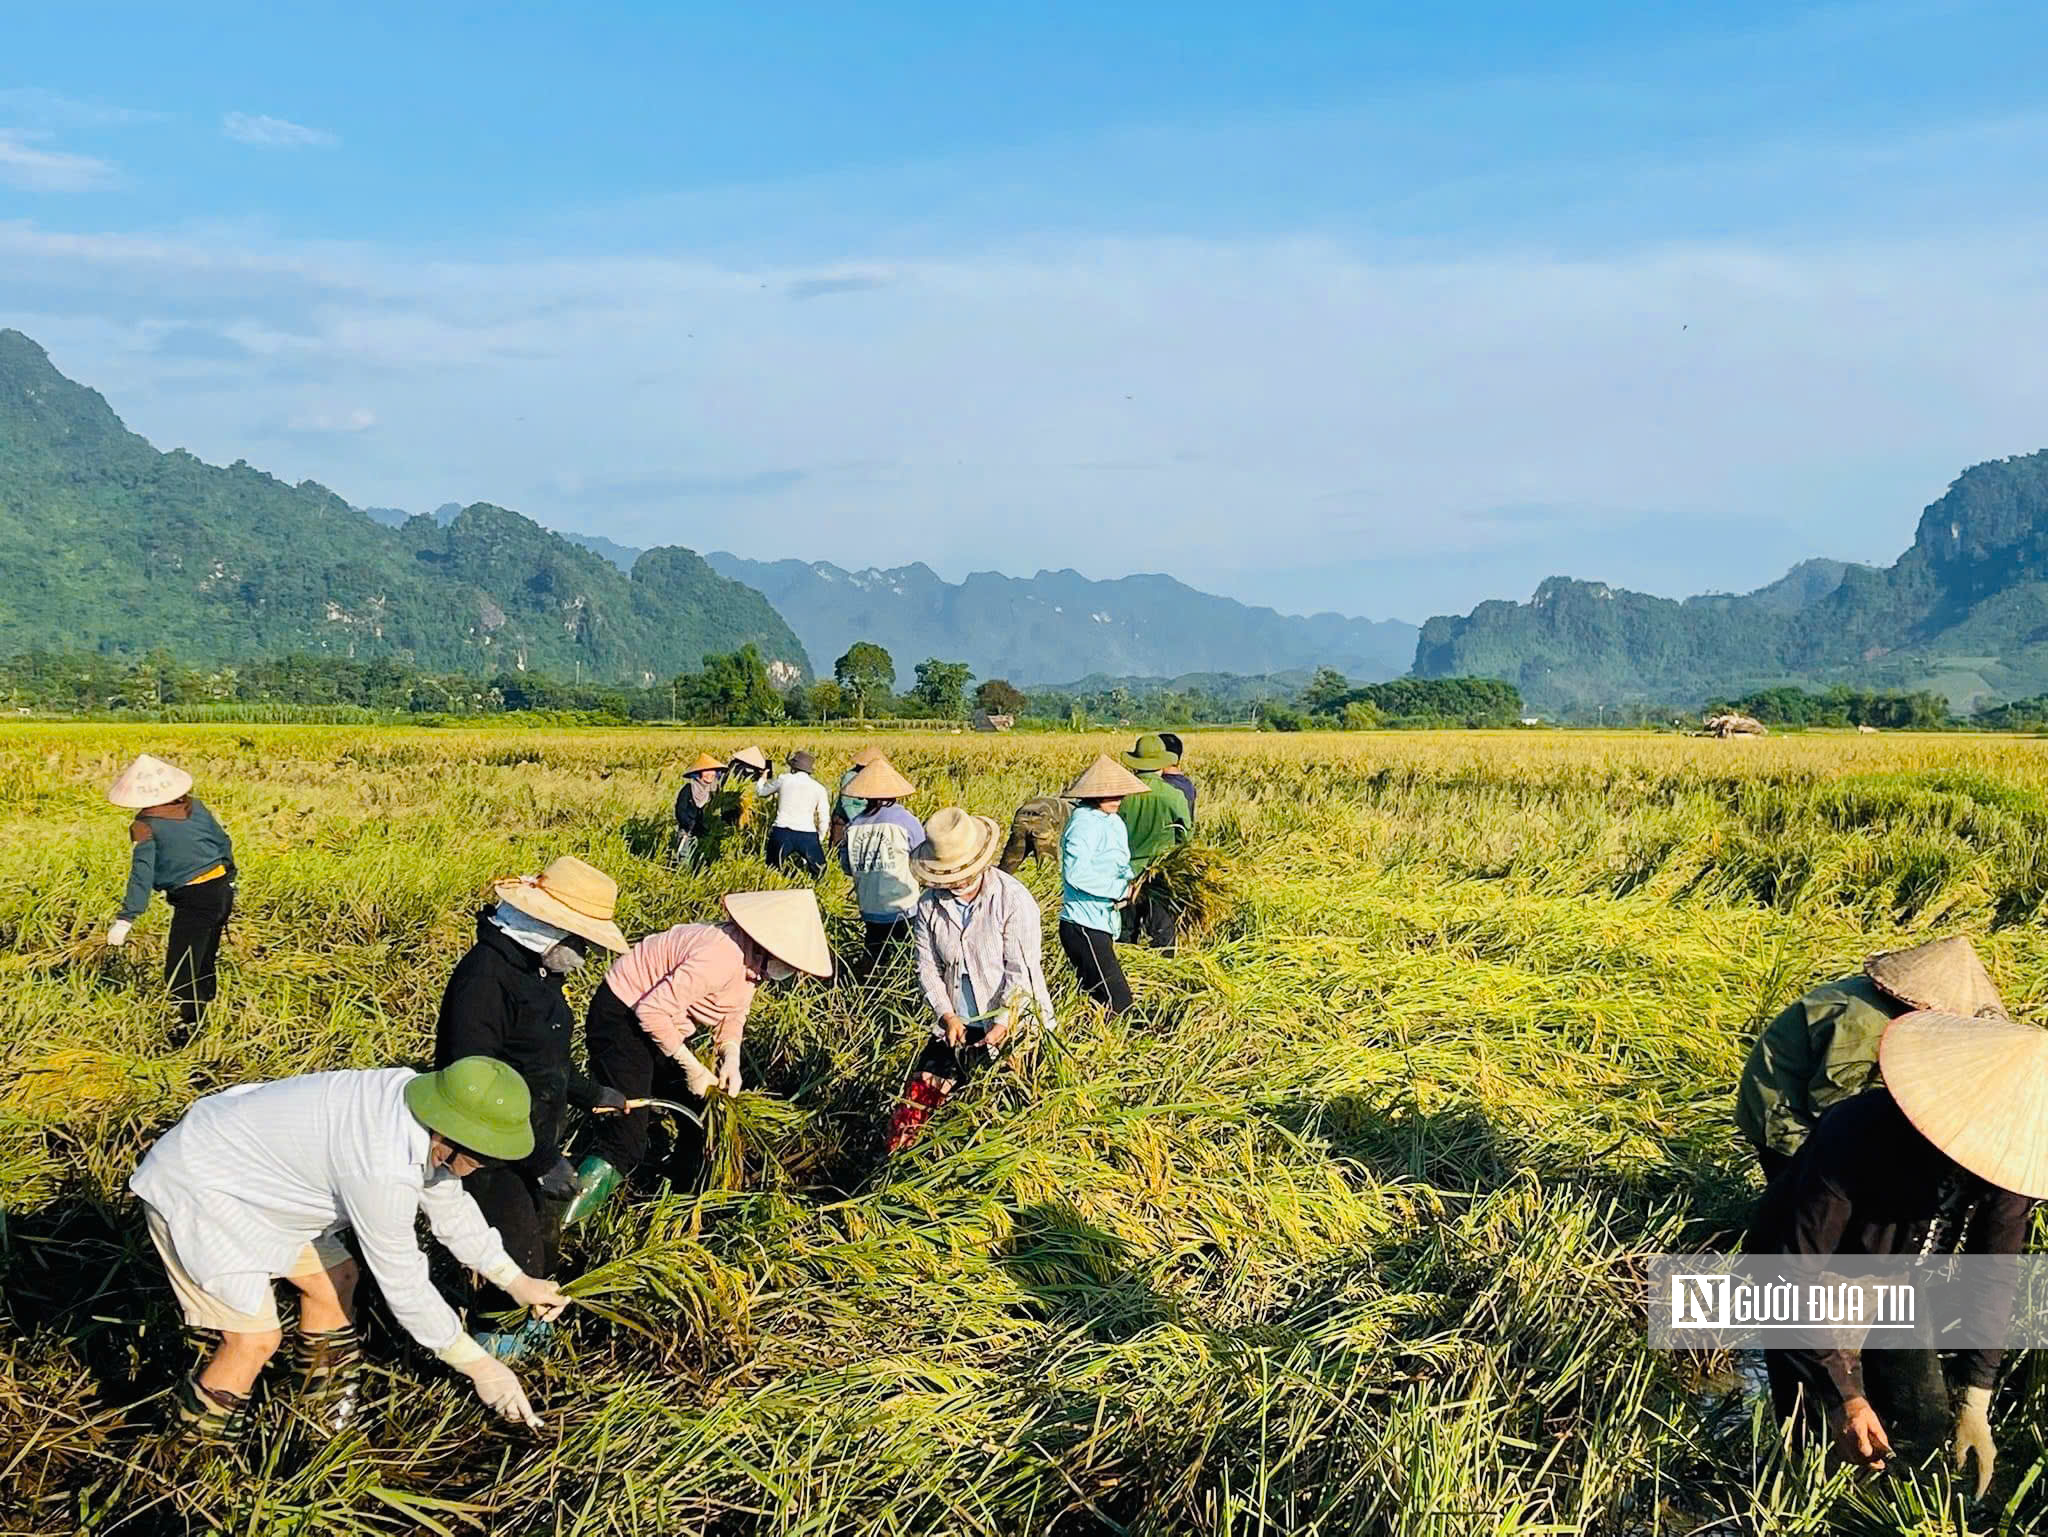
{"left": 494, "top": 856, "right": 629, "bottom": 953}
{"left": 845, "top": 758, "right": 916, "bottom": 800}
{"left": 1880, "top": 1011, "right": 2048, "bottom": 1198}
{"left": 109, "top": 754, "right": 194, "bottom": 810}
{"left": 911, "top": 807, "right": 1003, "bottom": 888}
{"left": 1866, "top": 936, "right": 2007, "bottom": 1019}
{"left": 1065, "top": 755, "right": 1149, "bottom": 801}
{"left": 723, "top": 890, "right": 833, "bottom": 978}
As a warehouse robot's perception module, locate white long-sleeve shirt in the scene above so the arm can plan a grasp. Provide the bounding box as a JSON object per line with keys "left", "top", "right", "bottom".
{"left": 130, "top": 1068, "right": 513, "bottom": 1355}
{"left": 754, "top": 770, "right": 831, "bottom": 839}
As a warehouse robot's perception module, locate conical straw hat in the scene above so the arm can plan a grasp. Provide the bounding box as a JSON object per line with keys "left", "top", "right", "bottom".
{"left": 1065, "top": 755, "right": 1148, "bottom": 801}
{"left": 684, "top": 752, "right": 723, "bottom": 774}
{"left": 728, "top": 745, "right": 769, "bottom": 772}
{"left": 494, "top": 856, "right": 629, "bottom": 952}
{"left": 911, "top": 807, "right": 1002, "bottom": 887}
{"left": 1880, "top": 1012, "right": 2048, "bottom": 1197}
{"left": 845, "top": 758, "right": 915, "bottom": 799}
{"left": 850, "top": 745, "right": 886, "bottom": 768}
{"left": 109, "top": 753, "right": 194, "bottom": 809}
{"left": 1867, "top": 936, "right": 2006, "bottom": 1018}
{"left": 723, "top": 890, "right": 833, "bottom": 978}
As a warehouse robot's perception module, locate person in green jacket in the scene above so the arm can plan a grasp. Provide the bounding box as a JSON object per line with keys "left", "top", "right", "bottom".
{"left": 1115, "top": 734, "right": 1191, "bottom": 955}
{"left": 1734, "top": 935, "right": 2006, "bottom": 1177}
{"left": 105, "top": 754, "right": 238, "bottom": 1039}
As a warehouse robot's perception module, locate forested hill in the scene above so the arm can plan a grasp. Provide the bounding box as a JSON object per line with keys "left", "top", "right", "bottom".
{"left": 703, "top": 554, "right": 1418, "bottom": 685}
{"left": 1414, "top": 453, "right": 2048, "bottom": 713}
{"left": 0, "top": 331, "right": 808, "bottom": 681}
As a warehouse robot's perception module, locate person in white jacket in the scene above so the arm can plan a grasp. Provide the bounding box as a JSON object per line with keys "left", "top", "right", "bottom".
{"left": 129, "top": 1058, "right": 568, "bottom": 1445}
{"left": 753, "top": 750, "right": 832, "bottom": 875}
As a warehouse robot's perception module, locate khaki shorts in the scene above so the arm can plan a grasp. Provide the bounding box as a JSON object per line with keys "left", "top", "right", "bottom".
{"left": 142, "top": 1206, "right": 353, "bottom": 1334}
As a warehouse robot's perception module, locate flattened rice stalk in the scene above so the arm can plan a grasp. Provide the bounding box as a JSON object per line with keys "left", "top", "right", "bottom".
{"left": 698, "top": 1087, "right": 809, "bottom": 1192}
{"left": 1142, "top": 840, "right": 1242, "bottom": 937}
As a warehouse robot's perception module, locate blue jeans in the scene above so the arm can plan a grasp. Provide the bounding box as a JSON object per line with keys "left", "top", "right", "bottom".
{"left": 766, "top": 827, "right": 826, "bottom": 875}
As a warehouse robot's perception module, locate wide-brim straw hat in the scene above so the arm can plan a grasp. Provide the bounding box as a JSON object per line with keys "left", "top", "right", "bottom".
{"left": 845, "top": 758, "right": 916, "bottom": 799}
{"left": 494, "top": 856, "right": 628, "bottom": 953}
{"left": 1880, "top": 1011, "right": 2048, "bottom": 1198}
{"left": 1066, "top": 755, "right": 1149, "bottom": 800}
{"left": 728, "top": 746, "right": 769, "bottom": 772}
{"left": 684, "top": 752, "right": 723, "bottom": 775}
{"left": 1867, "top": 936, "right": 2007, "bottom": 1019}
{"left": 1119, "top": 733, "right": 1177, "bottom": 772}
{"left": 911, "top": 807, "right": 1002, "bottom": 887}
{"left": 724, "top": 890, "right": 833, "bottom": 978}
{"left": 109, "top": 753, "right": 194, "bottom": 809}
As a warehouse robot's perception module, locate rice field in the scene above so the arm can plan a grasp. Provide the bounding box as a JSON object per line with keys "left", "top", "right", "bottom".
{"left": 5, "top": 723, "right": 2048, "bottom": 1535}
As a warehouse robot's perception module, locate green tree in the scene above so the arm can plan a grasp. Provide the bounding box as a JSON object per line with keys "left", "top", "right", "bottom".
{"left": 805, "top": 678, "right": 847, "bottom": 720}
{"left": 1301, "top": 666, "right": 1353, "bottom": 716}
{"left": 911, "top": 658, "right": 973, "bottom": 718}
{"left": 679, "top": 644, "right": 784, "bottom": 725}
{"left": 834, "top": 642, "right": 896, "bottom": 720}
{"left": 974, "top": 678, "right": 1026, "bottom": 716}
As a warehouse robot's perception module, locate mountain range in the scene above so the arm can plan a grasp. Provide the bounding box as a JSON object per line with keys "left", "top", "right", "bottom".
{"left": 700, "top": 555, "right": 1418, "bottom": 686}
{"left": 0, "top": 330, "right": 807, "bottom": 682}
{"left": 1415, "top": 453, "right": 2048, "bottom": 713}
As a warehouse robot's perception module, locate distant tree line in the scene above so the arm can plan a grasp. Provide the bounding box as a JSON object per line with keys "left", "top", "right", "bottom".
{"left": 1283, "top": 668, "right": 1525, "bottom": 729}
{"left": 1702, "top": 685, "right": 1953, "bottom": 729}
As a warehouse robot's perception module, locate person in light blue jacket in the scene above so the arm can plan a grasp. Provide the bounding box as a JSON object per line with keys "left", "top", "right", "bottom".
{"left": 1057, "top": 755, "right": 1146, "bottom": 1016}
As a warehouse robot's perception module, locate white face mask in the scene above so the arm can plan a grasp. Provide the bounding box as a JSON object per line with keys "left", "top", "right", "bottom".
{"left": 764, "top": 956, "right": 797, "bottom": 983}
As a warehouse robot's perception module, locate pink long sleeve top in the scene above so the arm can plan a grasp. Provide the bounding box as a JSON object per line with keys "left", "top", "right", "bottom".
{"left": 602, "top": 921, "right": 760, "bottom": 1054}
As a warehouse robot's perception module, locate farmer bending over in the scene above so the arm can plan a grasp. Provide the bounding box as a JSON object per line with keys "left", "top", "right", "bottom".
{"left": 886, "top": 808, "right": 1056, "bottom": 1152}
{"left": 1752, "top": 1012, "right": 2044, "bottom": 1496}
{"left": 1736, "top": 936, "right": 2005, "bottom": 1178}
{"left": 104, "top": 753, "right": 237, "bottom": 1041}
{"left": 1115, "top": 734, "right": 1190, "bottom": 956}
{"left": 566, "top": 890, "right": 833, "bottom": 1221}
{"left": 435, "top": 856, "right": 630, "bottom": 1360}
{"left": 129, "top": 1059, "right": 565, "bottom": 1447}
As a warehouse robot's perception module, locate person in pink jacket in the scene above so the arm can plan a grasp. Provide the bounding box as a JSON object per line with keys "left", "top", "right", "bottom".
{"left": 564, "top": 890, "right": 832, "bottom": 1221}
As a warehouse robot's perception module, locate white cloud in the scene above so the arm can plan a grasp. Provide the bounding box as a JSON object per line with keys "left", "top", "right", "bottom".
{"left": 222, "top": 112, "right": 338, "bottom": 149}
{"left": 285, "top": 407, "right": 377, "bottom": 434}
{"left": 0, "top": 87, "right": 166, "bottom": 127}
{"left": 0, "top": 133, "right": 117, "bottom": 191}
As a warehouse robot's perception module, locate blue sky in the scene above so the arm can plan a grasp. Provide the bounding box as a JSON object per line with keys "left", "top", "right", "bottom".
{"left": 6, "top": 0, "right": 2048, "bottom": 622}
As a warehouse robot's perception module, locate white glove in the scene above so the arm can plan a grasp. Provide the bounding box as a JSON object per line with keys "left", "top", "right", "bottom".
{"left": 716, "top": 1044, "right": 744, "bottom": 1096}
{"left": 455, "top": 1353, "right": 542, "bottom": 1430}
{"left": 500, "top": 1269, "right": 570, "bottom": 1322}
{"left": 666, "top": 1044, "right": 717, "bottom": 1098}
{"left": 106, "top": 919, "right": 132, "bottom": 948}
{"left": 1954, "top": 1384, "right": 1994, "bottom": 1498}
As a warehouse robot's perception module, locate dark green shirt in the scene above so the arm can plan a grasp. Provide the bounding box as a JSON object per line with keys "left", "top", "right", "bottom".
{"left": 1118, "top": 773, "right": 1191, "bottom": 875}
{"left": 1734, "top": 973, "right": 1906, "bottom": 1159}
{"left": 120, "top": 798, "right": 237, "bottom": 920}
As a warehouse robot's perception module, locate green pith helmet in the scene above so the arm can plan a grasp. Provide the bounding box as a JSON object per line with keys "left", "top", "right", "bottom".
{"left": 404, "top": 1058, "right": 535, "bottom": 1163}
{"left": 1119, "top": 733, "right": 1176, "bottom": 773}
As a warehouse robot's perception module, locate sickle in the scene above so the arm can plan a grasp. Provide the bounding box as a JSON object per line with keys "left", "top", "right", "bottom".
{"left": 625, "top": 1097, "right": 704, "bottom": 1127}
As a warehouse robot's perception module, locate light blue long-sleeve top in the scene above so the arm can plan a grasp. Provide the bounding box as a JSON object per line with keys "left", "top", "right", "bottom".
{"left": 1059, "top": 806, "right": 1134, "bottom": 935}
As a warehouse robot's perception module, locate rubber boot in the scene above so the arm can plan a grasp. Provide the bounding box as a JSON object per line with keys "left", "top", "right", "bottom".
{"left": 562, "top": 1155, "right": 622, "bottom": 1226}
{"left": 292, "top": 1324, "right": 366, "bottom": 1438}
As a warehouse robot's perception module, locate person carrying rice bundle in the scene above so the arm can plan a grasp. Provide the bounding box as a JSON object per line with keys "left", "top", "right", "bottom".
{"left": 672, "top": 753, "right": 724, "bottom": 865}
{"left": 1752, "top": 1012, "right": 2047, "bottom": 1497}
{"left": 433, "top": 857, "right": 630, "bottom": 1360}
{"left": 565, "top": 890, "right": 832, "bottom": 1222}
{"left": 839, "top": 757, "right": 925, "bottom": 979}
{"left": 1735, "top": 936, "right": 2006, "bottom": 1179}
{"left": 1115, "top": 734, "right": 1191, "bottom": 955}
{"left": 104, "top": 754, "right": 237, "bottom": 1040}
{"left": 754, "top": 750, "right": 832, "bottom": 875}
{"left": 1058, "top": 756, "right": 1145, "bottom": 1016}
{"left": 129, "top": 1058, "right": 566, "bottom": 1448}
{"left": 885, "top": 808, "right": 1056, "bottom": 1153}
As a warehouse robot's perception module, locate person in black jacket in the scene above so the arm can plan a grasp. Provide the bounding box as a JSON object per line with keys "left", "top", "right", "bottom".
{"left": 434, "top": 857, "right": 630, "bottom": 1360}
{"left": 1751, "top": 1010, "right": 2047, "bottom": 1497}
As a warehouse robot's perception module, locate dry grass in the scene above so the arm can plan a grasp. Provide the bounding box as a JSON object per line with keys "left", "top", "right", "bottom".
{"left": 5, "top": 723, "right": 2048, "bottom": 1534}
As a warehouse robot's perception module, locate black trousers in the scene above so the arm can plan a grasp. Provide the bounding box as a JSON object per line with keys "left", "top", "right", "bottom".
{"left": 1120, "top": 884, "right": 1177, "bottom": 956}
{"left": 1756, "top": 1146, "right": 1792, "bottom": 1183}
{"left": 583, "top": 984, "right": 704, "bottom": 1180}
{"left": 461, "top": 1163, "right": 556, "bottom": 1317}
{"left": 766, "top": 827, "right": 826, "bottom": 875}
{"left": 1060, "top": 920, "right": 1132, "bottom": 1016}
{"left": 165, "top": 878, "right": 233, "bottom": 1027}
{"left": 853, "top": 918, "right": 913, "bottom": 981}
